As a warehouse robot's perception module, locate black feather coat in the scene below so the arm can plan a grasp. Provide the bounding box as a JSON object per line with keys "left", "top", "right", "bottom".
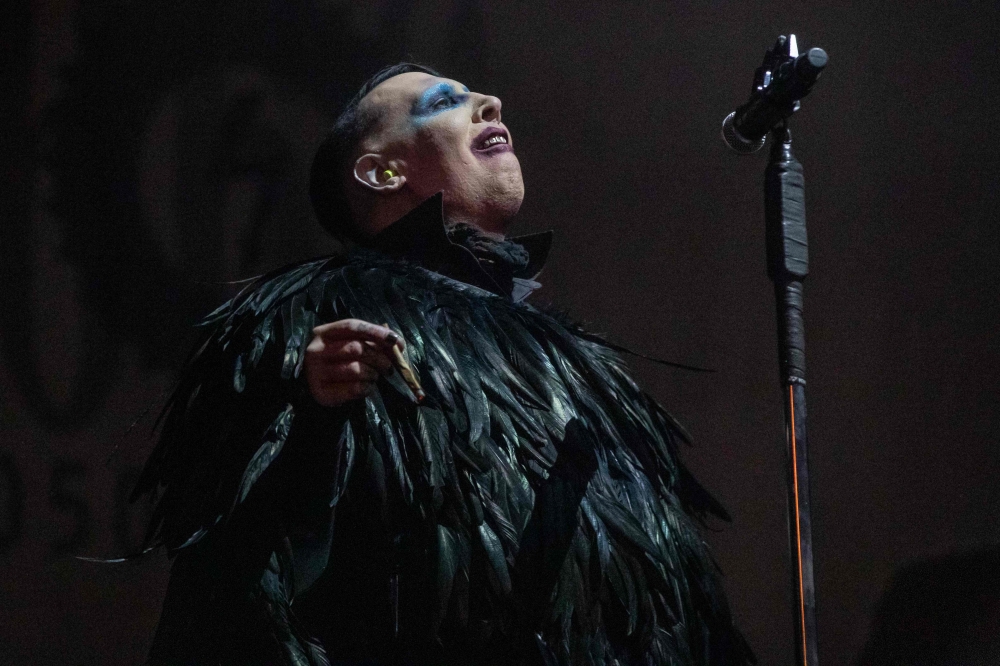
{"left": 134, "top": 196, "right": 753, "bottom": 666}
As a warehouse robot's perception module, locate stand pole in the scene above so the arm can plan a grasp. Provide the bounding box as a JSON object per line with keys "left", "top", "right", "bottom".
{"left": 765, "top": 122, "right": 819, "bottom": 666}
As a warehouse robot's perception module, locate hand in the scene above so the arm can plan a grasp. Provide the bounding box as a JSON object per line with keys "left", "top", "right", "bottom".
{"left": 303, "top": 319, "right": 402, "bottom": 407}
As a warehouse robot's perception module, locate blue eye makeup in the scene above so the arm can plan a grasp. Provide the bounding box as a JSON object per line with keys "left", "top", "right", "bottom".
{"left": 412, "top": 82, "right": 470, "bottom": 119}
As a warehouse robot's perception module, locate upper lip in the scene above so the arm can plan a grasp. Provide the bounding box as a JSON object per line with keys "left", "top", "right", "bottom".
{"left": 472, "top": 125, "right": 511, "bottom": 150}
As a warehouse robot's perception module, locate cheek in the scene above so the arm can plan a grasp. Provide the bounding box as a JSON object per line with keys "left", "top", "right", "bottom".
{"left": 405, "top": 142, "right": 453, "bottom": 197}
{"left": 413, "top": 118, "right": 473, "bottom": 171}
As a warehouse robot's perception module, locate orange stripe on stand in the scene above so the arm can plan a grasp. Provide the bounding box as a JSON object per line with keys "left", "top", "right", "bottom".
{"left": 790, "top": 385, "right": 808, "bottom": 666}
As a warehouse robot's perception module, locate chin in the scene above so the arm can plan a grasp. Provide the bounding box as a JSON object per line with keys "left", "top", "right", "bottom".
{"left": 497, "top": 188, "right": 524, "bottom": 219}
{"left": 480, "top": 181, "right": 524, "bottom": 234}
{"left": 443, "top": 160, "right": 524, "bottom": 232}
{"left": 489, "top": 163, "right": 525, "bottom": 219}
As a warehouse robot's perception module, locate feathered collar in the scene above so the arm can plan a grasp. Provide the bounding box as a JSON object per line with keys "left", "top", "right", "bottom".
{"left": 363, "top": 193, "right": 553, "bottom": 302}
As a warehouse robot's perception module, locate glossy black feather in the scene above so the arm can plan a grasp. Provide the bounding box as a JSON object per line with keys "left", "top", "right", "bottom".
{"left": 135, "top": 251, "right": 752, "bottom": 666}
{"left": 236, "top": 404, "right": 294, "bottom": 505}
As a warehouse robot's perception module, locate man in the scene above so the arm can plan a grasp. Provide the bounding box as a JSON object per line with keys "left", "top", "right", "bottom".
{"left": 135, "top": 63, "right": 752, "bottom": 666}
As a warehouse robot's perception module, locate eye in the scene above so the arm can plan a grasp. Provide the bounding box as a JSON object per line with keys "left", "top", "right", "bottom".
{"left": 432, "top": 97, "right": 452, "bottom": 109}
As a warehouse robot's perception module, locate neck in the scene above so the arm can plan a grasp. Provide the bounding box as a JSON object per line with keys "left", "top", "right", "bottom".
{"left": 443, "top": 208, "right": 506, "bottom": 238}
{"left": 367, "top": 193, "right": 508, "bottom": 239}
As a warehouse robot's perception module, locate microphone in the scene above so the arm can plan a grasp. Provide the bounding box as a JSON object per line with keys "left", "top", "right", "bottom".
{"left": 722, "top": 34, "right": 828, "bottom": 153}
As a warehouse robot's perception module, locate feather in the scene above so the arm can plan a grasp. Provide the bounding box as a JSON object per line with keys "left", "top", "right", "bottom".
{"left": 434, "top": 524, "right": 458, "bottom": 633}
{"left": 416, "top": 405, "right": 447, "bottom": 489}
{"left": 452, "top": 528, "right": 472, "bottom": 627}
{"left": 330, "top": 419, "right": 355, "bottom": 508}
{"left": 610, "top": 549, "right": 638, "bottom": 635}
{"left": 133, "top": 250, "right": 751, "bottom": 666}
{"left": 279, "top": 296, "right": 300, "bottom": 380}
{"left": 582, "top": 497, "right": 611, "bottom": 581}
{"left": 589, "top": 494, "right": 661, "bottom": 563}
{"left": 233, "top": 354, "right": 246, "bottom": 393}
{"left": 235, "top": 403, "right": 294, "bottom": 505}
{"left": 367, "top": 389, "right": 413, "bottom": 502}
{"left": 481, "top": 493, "right": 519, "bottom": 559}
{"left": 478, "top": 522, "right": 512, "bottom": 594}
{"left": 361, "top": 426, "right": 388, "bottom": 510}
{"left": 451, "top": 441, "right": 488, "bottom": 475}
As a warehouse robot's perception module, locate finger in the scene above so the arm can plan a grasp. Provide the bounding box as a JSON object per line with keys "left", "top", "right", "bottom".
{"left": 318, "top": 339, "right": 366, "bottom": 359}
{"left": 326, "top": 361, "right": 380, "bottom": 382}
{"left": 313, "top": 319, "right": 403, "bottom": 351}
{"left": 312, "top": 340, "right": 393, "bottom": 373}
{"left": 325, "top": 340, "right": 393, "bottom": 370}
{"left": 361, "top": 347, "right": 394, "bottom": 373}
{"left": 307, "top": 359, "right": 379, "bottom": 385}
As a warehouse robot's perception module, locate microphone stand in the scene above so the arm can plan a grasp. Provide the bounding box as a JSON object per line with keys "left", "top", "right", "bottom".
{"left": 765, "top": 120, "right": 818, "bottom": 666}
{"left": 724, "top": 33, "right": 825, "bottom": 665}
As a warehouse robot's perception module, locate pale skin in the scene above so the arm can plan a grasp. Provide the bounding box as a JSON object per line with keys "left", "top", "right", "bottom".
{"left": 304, "top": 72, "right": 525, "bottom": 407}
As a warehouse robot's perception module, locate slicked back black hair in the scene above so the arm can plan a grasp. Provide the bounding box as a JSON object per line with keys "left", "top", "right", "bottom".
{"left": 309, "top": 62, "right": 441, "bottom": 242}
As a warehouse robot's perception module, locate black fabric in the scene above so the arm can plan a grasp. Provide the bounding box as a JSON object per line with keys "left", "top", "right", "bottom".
{"left": 364, "top": 192, "right": 552, "bottom": 299}
{"left": 447, "top": 222, "right": 530, "bottom": 271}
{"left": 134, "top": 205, "right": 752, "bottom": 666}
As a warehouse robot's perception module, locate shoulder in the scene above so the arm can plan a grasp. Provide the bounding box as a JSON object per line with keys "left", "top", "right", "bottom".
{"left": 206, "top": 251, "right": 504, "bottom": 332}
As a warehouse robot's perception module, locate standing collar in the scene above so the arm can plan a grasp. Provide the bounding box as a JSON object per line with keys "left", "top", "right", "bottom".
{"left": 363, "top": 193, "right": 553, "bottom": 300}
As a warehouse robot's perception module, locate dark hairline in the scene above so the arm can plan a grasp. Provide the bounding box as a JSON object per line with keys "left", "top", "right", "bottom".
{"left": 309, "top": 63, "right": 442, "bottom": 243}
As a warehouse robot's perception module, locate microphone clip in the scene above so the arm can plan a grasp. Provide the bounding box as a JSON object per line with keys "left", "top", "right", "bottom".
{"left": 753, "top": 34, "right": 804, "bottom": 114}
{"left": 722, "top": 34, "right": 828, "bottom": 154}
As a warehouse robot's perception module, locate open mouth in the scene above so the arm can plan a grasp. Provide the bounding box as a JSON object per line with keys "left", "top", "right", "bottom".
{"left": 472, "top": 126, "right": 512, "bottom": 155}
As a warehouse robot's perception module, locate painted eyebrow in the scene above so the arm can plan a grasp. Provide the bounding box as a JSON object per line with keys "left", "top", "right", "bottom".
{"left": 412, "top": 82, "right": 469, "bottom": 114}
{"left": 421, "top": 82, "right": 453, "bottom": 101}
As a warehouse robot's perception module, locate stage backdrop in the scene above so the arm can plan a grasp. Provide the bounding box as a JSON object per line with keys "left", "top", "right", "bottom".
{"left": 3, "top": 1, "right": 999, "bottom": 664}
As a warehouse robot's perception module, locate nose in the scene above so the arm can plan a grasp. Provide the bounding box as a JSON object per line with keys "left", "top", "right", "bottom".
{"left": 473, "top": 94, "right": 502, "bottom": 123}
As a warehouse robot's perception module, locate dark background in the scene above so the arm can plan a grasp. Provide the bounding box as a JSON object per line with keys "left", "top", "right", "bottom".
{"left": 2, "top": 1, "right": 999, "bottom": 664}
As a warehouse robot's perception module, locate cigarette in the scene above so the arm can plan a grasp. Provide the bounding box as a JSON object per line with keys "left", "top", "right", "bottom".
{"left": 384, "top": 325, "right": 425, "bottom": 403}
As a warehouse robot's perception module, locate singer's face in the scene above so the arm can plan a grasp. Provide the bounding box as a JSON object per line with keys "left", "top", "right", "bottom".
{"left": 358, "top": 72, "right": 524, "bottom": 233}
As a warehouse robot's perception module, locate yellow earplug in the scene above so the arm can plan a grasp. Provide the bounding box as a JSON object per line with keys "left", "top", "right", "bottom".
{"left": 383, "top": 169, "right": 395, "bottom": 180}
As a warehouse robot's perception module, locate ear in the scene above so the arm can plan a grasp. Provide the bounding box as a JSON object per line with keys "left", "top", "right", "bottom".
{"left": 353, "top": 153, "right": 406, "bottom": 193}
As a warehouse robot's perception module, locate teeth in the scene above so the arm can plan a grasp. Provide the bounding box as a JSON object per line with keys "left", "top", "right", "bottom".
{"left": 482, "top": 134, "right": 508, "bottom": 147}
